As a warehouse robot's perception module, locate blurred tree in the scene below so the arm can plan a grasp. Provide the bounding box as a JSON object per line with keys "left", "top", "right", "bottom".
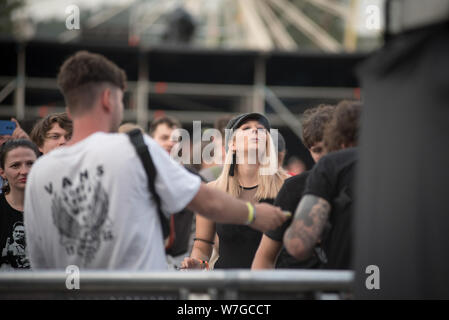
{"left": 0, "top": 0, "right": 25, "bottom": 33}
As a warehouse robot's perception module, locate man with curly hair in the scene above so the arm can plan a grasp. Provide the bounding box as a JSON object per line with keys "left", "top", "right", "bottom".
{"left": 284, "top": 100, "right": 361, "bottom": 270}
{"left": 252, "top": 104, "right": 335, "bottom": 269}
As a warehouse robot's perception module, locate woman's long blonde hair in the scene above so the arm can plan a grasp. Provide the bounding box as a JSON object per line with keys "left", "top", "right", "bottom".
{"left": 213, "top": 128, "right": 288, "bottom": 201}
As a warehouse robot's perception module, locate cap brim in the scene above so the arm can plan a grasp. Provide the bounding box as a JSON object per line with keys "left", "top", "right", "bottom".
{"left": 231, "top": 113, "right": 270, "bottom": 131}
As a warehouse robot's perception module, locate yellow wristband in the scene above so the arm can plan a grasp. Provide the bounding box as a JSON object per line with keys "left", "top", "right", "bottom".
{"left": 246, "top": 202, "right": 255, "bottom": 225}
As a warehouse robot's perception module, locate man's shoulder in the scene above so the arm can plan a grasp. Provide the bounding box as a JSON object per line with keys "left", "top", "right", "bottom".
{"left": 322, "top": 147, "right": 358, "bottom": 162}
{"left": 275, "top": 171, "right": 310, "bottom": 208}
{"left": 30, "top": 133, "right": 135, "bottom": 173}
{"left": 82, "top": 132, "right": 132, "bottom": 149}
{"left": 283, "top": 170, "right": 310, "bottom": 189}
{"left": 58, "top": 132, "right": 136, "bottom": 156}
{"left": 316, "top": 147, "right": 358, "bottom": 172}
{"left": 304, "top": 148, "right": 358, "bottom": 198}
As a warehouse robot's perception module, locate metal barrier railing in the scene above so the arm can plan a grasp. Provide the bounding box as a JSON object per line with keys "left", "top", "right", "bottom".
{"left": 0, "top": 270, "right": 354, "bottom": 300}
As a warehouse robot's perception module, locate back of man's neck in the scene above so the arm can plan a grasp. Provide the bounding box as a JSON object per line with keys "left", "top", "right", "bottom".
{"left": 66, "top": 117, "right": 111, "bottom": 146}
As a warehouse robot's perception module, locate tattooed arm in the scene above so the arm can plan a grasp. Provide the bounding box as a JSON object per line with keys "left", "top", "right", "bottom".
{"left": 283, "top": 195, "right": 331, "bottom": 261}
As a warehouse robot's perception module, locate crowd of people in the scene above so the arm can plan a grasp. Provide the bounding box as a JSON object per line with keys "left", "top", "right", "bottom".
{"left": 0, "top": 50, "right": 361, "bottom": 273}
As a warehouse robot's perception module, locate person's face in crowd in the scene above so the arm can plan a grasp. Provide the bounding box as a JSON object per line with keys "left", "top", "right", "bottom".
{"left": 109, "top": 88, "right": 124, "bottom": 133}
{"left": 287, "top": 160, "right": 306, "bottom": 175}
{"left": 0, "top": 147, "right": 37, "bottom": 192}
{"left": 233, "top": 120, "right": 267, "bottom": 156}
{"left": 13, "top": 225, "right": 25, "bottom": 244}
{"left": 309, "top": 141, "right": 325, "bottom": 163}
{"left": 40, "top": 123, "right": 71, "bottom": 154}
{"left": 153, "top": 123, "right": 178, "bottom": 154}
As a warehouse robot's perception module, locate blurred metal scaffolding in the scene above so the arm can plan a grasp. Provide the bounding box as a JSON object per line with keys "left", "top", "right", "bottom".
{"left": 0, "top": 41, "right": 364, "bottom": 132}
{"left": 17, "top": 0, "right": 370, "bottom": 51}
{"left": 0, "top": 0, "right": 368, "bottom": 134}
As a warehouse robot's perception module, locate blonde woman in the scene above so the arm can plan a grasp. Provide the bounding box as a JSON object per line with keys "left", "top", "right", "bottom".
{"left": 181, "top": 113, "right": 288, "bottom": 269}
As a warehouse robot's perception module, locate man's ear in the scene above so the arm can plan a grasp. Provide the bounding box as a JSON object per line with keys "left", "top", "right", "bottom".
{"left": 0, "top": 168, "right": 5, "bottom": 180}
{"left": 100, "top": 87, "right": 112, "bottom": 113}
{"left": 65, "top": 107, "right": 73, "bottom": 120}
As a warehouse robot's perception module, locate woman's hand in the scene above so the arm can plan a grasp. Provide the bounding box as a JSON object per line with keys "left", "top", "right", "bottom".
{"left": 180, "top": 257, "right": 208, "bottom": 270}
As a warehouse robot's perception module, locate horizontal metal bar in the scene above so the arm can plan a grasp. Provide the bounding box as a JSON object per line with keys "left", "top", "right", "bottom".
{"left": 0, "top": 77, "right": 355, "bottom": 99}
{"left": 0, "top": 270, "right": 354, "bottom": 293}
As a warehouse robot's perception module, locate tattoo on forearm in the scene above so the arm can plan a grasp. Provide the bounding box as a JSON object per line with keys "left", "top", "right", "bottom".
{"left": 285, "top": 195, "right": 330, "bottom": 253}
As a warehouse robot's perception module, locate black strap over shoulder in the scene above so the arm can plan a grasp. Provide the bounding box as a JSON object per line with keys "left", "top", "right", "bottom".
{"left": 126, "top": 129, "right": 170, "bottom": 239}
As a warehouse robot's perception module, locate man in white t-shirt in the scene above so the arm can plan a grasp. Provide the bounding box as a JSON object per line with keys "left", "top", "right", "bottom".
{"left": 24, "top": 51, "right": 288, "bottom": 270}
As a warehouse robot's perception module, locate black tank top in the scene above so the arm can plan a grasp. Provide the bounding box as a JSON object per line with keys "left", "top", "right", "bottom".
{"left": 214, "top": 186, "right": 274, "bottom": 269}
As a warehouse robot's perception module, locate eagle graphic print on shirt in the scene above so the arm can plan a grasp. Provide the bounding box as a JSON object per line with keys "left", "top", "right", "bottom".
{"left": 45, "top": 165, "right": 114, "bottom": 266}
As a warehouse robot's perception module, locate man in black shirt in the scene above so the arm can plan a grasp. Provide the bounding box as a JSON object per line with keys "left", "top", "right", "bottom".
{"left": 260, "top": 171, "right": 318, "bottom": 269}
{"left": 252, "top": 105, "right": 334, "bottom": 269}
{"left": 284, "top": 100, "right": 361, "bottom": 270}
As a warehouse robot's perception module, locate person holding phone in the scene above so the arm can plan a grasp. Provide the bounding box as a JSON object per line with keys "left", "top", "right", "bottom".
{"left": 0, "top": 119, "right": 30, "bottom": 144}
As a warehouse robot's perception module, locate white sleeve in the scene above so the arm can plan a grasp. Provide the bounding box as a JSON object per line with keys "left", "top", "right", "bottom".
{"left": 143, "top": 135, "right": 201, "bottom": 214}
{"left": 24, "top": 166, "right": 47, "bottom": 269}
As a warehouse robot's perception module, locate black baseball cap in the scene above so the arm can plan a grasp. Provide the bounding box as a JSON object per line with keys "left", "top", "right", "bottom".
{"left": 225, "top": 113, "right": 271, "bottom": 152}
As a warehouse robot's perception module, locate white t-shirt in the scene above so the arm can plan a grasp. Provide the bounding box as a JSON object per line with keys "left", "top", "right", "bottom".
{"left": 24, "top": 132, "right": 201, "bottom": 270}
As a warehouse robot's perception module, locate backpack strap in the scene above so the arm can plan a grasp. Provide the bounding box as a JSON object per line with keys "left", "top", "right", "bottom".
{"left": 126, "top": 129, "right": 170, "bottom": 239}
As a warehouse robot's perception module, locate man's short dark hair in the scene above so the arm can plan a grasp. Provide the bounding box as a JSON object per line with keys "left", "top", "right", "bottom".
{"left": 324, "top": 100, "right": 361, "bottom": 152}
{"left": 149, "top": 116, "right": 182, "bottom": 137}
{"left": 30, "top": 112, "right": 73, "bottom": 148}
{"left": 301, "top": 104, "right": 335, "bottom": 149}
{"left": 57, "top": 51, "right": 127, "bottom": 116}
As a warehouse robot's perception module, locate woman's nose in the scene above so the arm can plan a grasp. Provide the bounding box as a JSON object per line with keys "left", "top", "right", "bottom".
{"left": 19, "top": 165, "right": 30, "bottom": 175}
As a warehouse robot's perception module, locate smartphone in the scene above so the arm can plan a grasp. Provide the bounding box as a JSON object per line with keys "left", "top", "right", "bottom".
{"left": 0, "top": 120, "right": 16, "bottom": 136}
